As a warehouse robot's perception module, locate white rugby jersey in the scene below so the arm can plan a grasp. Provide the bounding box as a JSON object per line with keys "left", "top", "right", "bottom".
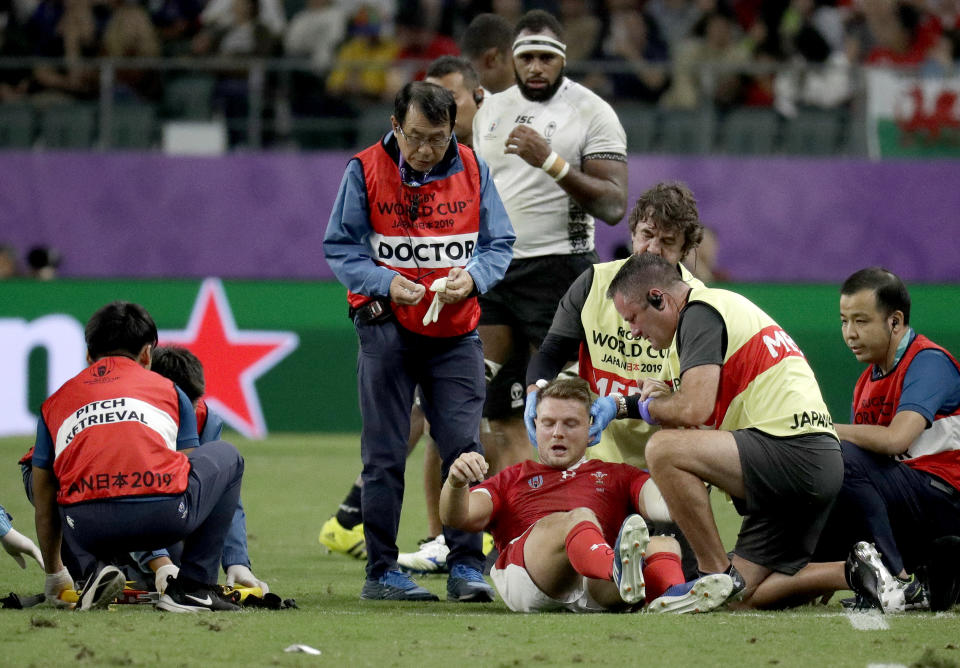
{"left": 473, "top": 78, "right": 626, "bottom": 259}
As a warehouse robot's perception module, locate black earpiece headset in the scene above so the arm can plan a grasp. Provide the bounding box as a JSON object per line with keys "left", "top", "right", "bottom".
{"left": 647, "top": 291, "right": 664, "bottom": 310}
{"left": 473, "top": 90, "right": 483, "bottom": 106}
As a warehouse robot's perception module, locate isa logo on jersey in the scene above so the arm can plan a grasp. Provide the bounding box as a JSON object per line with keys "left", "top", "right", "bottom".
{"left": 528, "top": 475, "right": 543, "bottom": 489}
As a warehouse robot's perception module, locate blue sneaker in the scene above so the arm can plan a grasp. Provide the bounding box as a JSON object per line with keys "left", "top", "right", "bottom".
{"left": 612, "top": 514, "right": 649, "bottom": 605}
{"left": 360, "top": 570, "right": 439, "bottom": 601}
{"left": 446, "top": 564, "right": 495, "bottom": 602}
{"left": 646, "top": 573, "right": 733, "bottom": 614}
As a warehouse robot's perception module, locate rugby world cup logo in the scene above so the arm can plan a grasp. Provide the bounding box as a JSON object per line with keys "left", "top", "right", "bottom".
{"left": 528, "top": 475, "right": 543, "bottom": 489}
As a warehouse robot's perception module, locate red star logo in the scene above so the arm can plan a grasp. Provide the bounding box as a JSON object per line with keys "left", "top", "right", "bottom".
{"left": 159, "top": 279, "right": 298, "bottom": 438}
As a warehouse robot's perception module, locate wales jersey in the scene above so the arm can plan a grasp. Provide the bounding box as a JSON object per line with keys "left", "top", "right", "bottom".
{"left": 474, "top": 458, "right": 649, "bottom": 558}
{"left": 473, "top": 78, "right": 626, "bottom": 259}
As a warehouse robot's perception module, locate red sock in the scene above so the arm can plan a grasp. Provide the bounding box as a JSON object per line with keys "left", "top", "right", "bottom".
{"left": 643, "top": 552, "right": 684, "bottom": 602}
{"left": 564, "top": 521, "right": 614, "bottom": 581}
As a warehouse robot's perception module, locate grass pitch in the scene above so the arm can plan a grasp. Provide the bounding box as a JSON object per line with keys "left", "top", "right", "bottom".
{"left": 1, "top": 433, "right": 959, "bottom": 668}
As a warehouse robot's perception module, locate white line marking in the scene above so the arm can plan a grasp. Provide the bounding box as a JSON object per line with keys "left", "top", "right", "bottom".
{"left": 846, "top": 610, "right": 890, "bottom": 630}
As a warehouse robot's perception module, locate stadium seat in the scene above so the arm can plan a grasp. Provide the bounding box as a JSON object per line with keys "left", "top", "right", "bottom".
{"left": 108, "top": 103, "right": 158, "bottom": 149}
{"left": 0, "top": 103, "right": 35, "bottom": 148}
{"left": 163, "top": 74, "right": 216, "bottom": 120}
{"left": 719, "top": 108, "right": 779, "bottom": 155}
{"left": 619, "top": 103, "right": 659, "bottom": 154}
{"left": 39, "top": 103, "right": 97, "bottom": 149}
{"left": 658, "top": 109, "right": 713, "bottom": 154}
{"left": 781, "top": 108, "right": 846, "bottom": 156}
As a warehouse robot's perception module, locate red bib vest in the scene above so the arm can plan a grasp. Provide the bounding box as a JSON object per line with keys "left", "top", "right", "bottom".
{"left": 347, "top": 143, "right": 483, "bottom": 337}
{"left": 41, "top": 356, "right": 191, "bottom": 504}
{"left": 852, "top": 334, "right": 960, "bottom": 489}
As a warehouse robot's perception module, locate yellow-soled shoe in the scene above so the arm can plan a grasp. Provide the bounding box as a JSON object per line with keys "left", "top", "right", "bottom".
{"left": 318, "top": 516, "right": 366, "bottom": 560}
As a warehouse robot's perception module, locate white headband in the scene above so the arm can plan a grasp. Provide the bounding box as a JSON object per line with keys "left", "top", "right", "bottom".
{"left": 512, "top": 35, "right": 566, "bottom": 60}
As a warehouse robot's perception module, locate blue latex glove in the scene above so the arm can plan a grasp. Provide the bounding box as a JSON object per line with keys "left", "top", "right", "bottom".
{"left": 588, "top": 396, "right": 618, "bottom": 446}
{"left": 524, "top": 389, "right": 539, "bottom": 447}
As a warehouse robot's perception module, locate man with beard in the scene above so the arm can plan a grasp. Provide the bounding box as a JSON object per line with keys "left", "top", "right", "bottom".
{"left": 472, "top": 9, "right": 628, "bottom": 477}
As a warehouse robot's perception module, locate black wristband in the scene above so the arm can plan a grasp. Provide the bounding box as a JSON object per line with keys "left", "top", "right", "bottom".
{"left": 625, "top": 394, "right": 643, "bottom": 420}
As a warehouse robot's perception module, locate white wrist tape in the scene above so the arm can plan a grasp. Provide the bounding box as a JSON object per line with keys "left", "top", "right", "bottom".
{"left": 540, "top": 151, "right": 559, "bottom": 172}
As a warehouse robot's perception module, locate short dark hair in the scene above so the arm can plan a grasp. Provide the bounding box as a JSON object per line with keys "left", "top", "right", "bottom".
{"left": 841, "top": 267, "right": 911, "bottom": 324}
{"left": 151, "top": 345, "right": 205, "bottom": 402}
{"left": 628, "top": 182, "right": 704, "bottom": 258}
{"left": 394, "top": 81, "right": 456, "bottom": 130}
{"left": 461, "top": 13, "right": 513, "bottom": 57}
{"left": 85, "top": 301, "right": 158, "bottom": 361}
{"left": 607, "top": 253, "right": 683, "bottom": 301}
{"left": 514, "top": 9, "right": 564, "bottom": 41}
{"left": 426, "top": 55, "right": 481, "bottom": 92}
{"left": 536, "top": 376, "right": 592, "bottom": 415}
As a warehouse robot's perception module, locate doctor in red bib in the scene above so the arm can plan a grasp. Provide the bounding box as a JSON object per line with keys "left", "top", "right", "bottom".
{"left": 324, "top": 81, "right": 514, "bottom": 602}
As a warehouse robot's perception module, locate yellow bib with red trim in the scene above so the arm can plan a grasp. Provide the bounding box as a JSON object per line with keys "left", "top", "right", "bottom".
{"left": 580, "top": 261, "right": 703, "bottom": 467}
{"left": 684, "top": 287, "right": 837, "bottom": 438}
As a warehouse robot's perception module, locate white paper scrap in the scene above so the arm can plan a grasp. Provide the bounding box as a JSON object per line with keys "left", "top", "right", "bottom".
{"left": 284, "top": 644, "right": 322, "bottom": 655}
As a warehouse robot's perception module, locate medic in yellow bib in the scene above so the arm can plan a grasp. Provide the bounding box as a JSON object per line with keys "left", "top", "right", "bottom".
{"left": 592, "top": 252, "right": 841, "bottom": 609}
{"left": 524, "top": 182, "right": 706, "bottom": 468}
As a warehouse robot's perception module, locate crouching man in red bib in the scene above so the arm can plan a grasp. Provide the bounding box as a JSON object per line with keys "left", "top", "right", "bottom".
{"left": 33, "top": 301, "right": 245, "bottom": 612}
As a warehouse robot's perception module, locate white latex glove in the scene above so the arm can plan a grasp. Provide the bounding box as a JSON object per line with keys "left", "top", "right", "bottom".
{"left": 154, "top": 563, "right": 179, "bottom": 595}
{"left": 44, "top": 567, "right": 74, "bottom": 607}
{"left": 1, "top": 528, "right": 44, "bottom": 569}
{"left": 225, "top": 564, "right": 269, "bottom": 595}
{"left": 421, "top": 277, "right": 449, "bottom": 326}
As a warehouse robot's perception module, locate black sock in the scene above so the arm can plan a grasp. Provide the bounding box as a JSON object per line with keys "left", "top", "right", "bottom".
{"left": 336, "top": 484, "right": 363, "bottom": 529}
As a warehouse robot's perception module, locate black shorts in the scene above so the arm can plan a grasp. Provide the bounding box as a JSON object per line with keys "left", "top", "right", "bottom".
{"left": 483, "top": 334, "right": 530, "bottom": 419}
{"left": 479, "top": 254, "right": 597, "bottom": 419}
{"left": 731, "top": 429, "right": 842, "bottom": 574}
{"left": 478, "top": 254, "right": 598, "bottom": 344}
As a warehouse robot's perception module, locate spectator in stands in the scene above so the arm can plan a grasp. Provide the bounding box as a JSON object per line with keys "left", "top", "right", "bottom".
{"left": 591, "top": 5, "right": 671, "bottom": 103}
{"left": 26, "top": 245, "right": 60, "bottom": 280}
{"left": 460, "top": 12, "right": 514, "bottom": 94}
{"left": 192, "top": 0, "right": 280, "bottom": 144}
{"left": 921, "top": 29, "right": 960, "bottom": 76}
{"left": 660, "top": 9, "right": 754, "bottom": 110}
{"left": 326, "top": 5, "right": 400, "bottom": 103}
{"left": 558, "top": 0, "right": 603, "bottom": 64}
{"left": 199, "top": 0, "right": 284, "bottom": 39}
{"left": 773, "top": 23, "right": 853, "bottom": 118}
{"left": 852, "top": 1, "right": 941, "bottom": 66}
{"left": 283, "top": 0, "right": 346, "bottom": 72}
{"left": 101, "top": 0, "right": 162, "bottom": 102}
{"left": 150, "top": 0, "right": 206, "bottom": 56}
{"left": 27, "top": 0, "right": 104, "bottom": 102}
{"left": 644, "top": 0, "right": 708, "bottom": 54}
{"left": 193, "top": 0, "right": 280, "bottom": 57}
{"left": 384, "top": 5, "right": 460, "bottom": 98}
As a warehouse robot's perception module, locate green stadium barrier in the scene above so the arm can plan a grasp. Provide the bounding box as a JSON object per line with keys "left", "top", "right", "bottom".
{"left": 2, "top": 279, "right": 958, "bottom": 436}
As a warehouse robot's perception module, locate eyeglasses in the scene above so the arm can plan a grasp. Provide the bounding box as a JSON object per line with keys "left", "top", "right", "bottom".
{"left": 395, "top": 124, "right": 451, "bottom": 150}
